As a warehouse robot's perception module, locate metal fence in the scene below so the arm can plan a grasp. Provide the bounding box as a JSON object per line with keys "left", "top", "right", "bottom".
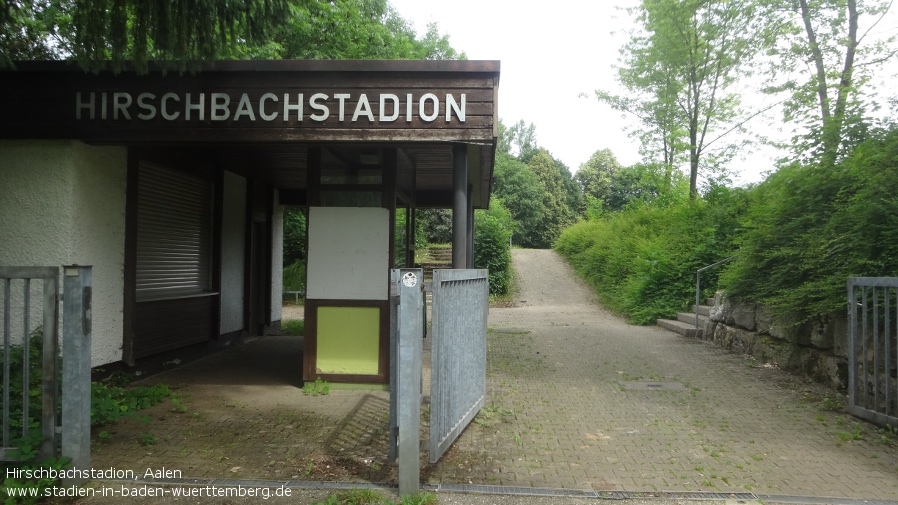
{"left": 428, "top": 268, "right": 488, "bottom": 463}
{"left": 1, "top": 266, "right": 92, "bottom": 481}
{"left": 847, "top": 277, "right": 898, "bottom": 428}
{"left": 1, "top": 267, "right": 60, "bottom": 461}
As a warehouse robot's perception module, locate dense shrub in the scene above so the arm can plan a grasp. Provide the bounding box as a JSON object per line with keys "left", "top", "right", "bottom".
{"left": 283, "top": 208, "right": 306, "bottom": 266}
{"left": 0, "top": 329, "right": 46, "bottom": 435}
{"left": 720, "top": 126, "right": 898, "bottom": 321}
{"left": 474, "top": 198, "right": 514, "bottom": 295}
{"left": 416, "top": 208, "right": 453, "bottom": 244}
{"left": 555, "top": 188, "right": 746, "bottom": 324}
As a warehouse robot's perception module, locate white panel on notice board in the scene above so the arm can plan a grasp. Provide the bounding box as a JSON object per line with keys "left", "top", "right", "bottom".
{"left": 306, "top": 207, "right": 389, "bottom": 300}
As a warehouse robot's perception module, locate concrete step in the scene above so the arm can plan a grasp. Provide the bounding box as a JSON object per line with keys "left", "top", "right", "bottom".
{"left": 427, "top": 248, "right": 453, "bottom": 261}
{"left": 695, "top": 304, "right": 712, "bottom": 317}
{"left": 677, "top": 311, "right": 709, "bottom": 326}
{"left": 420, "top": 261, "right": 451, "bottom": 280}
{"left": 657, "top": 318, "right": 703, "bottom": 339}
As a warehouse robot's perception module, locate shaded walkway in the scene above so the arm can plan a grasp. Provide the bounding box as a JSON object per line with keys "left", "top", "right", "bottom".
{"left": 90, "top": 249, "right": 898, "bottom": 500}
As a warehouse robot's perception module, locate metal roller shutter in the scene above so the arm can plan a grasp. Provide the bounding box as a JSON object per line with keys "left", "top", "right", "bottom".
{"left": 136, "top": 162, "right": 213, "bottom": 301}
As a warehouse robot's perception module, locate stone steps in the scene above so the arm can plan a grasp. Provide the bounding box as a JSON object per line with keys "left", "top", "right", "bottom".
{"left": 677, "top": 311, "right": 710, "bottom": 326}
{"left": 657, "top": 305, "right": 713, "bottom": 339}
{"left": 420, "top": 247, "right": 452, "bottom": 281}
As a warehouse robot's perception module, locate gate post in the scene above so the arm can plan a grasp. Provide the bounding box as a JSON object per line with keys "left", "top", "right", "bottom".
{"left": 390, "top": 268, "right": 423, "bottom": 496}
{"left": 62, "top": 266, "right": 91, "bottom": 484}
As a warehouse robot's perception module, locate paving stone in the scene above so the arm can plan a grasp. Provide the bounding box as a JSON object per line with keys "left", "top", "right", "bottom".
{"left": 87, "top": 249, "right": 898, "bottom": 502}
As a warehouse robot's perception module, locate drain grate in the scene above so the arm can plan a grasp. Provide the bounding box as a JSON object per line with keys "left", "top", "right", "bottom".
{"left": 620, "top": 381, "right": 686, "bottom": 391}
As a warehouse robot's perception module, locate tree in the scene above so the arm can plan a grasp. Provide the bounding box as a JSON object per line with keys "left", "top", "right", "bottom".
{"left": 526, "top": 149, "right": 576, "bottom": 248}
{"left": 601, "top": 0, "right": 761, "bottom": 199}
{"left": 1, "top": 0, "right": 462, "bottom": 73}
{"left": 3, "top": 0, "right": 291, "bottom": 73}
{"left": 606, "top": 162, "right": 688, "bottom": 211}
{"left": 761, "top": 0, "right": 896, "bottom": 163}
{"left": 237, "top": 0, "right": 464, "bottom": 61}
{"left": 502, "top": 119, "right": 539, "bottom": 162}
{"left": 576, "top": 148, "right": 622, "bottom": 208}
{"left": 595, "top": 60, "right": 685, "bottom": 189}
{"left": 493, "top": 150, "right": 545, "bottom": 244}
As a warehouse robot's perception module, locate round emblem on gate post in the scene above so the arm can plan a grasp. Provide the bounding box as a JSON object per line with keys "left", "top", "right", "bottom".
{"left": 402, "top": 272, "right": 418, "bottom": 288}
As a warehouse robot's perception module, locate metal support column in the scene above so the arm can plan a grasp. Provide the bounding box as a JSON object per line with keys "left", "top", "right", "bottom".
{"left": 452, "top": 144, "right": 467, "bottom": 269}
{"left": 466, "top": 184, "right": 474, "bottom": 268}
{"left": 388, "top": 268, "right": 423, "bottom": 496}
{"left": 62, "top": 266, "right": 92, "bottom": 484}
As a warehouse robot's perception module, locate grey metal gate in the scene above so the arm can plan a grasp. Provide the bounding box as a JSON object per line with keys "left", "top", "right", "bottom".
{"left": 428, "top": 268, "right": 488, "bottom": 463}
{"left": 847, "top": 277, "right": 898, "bottom": 428}
{"left": 1, "top": 267, "right": 59, "bottom": 460}
{"left": 1, "top": 266, "right": 92, "bottom": 482}
{"left": 388, "top": 267, "right": 489, "bottom": 494}
{"left": 388, "top": 268, "right": 424, "bottom": 496}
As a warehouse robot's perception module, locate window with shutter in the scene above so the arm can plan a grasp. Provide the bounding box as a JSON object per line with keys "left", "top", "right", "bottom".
{"left": 135, "top": 162, "right": 213, "bottom": 302}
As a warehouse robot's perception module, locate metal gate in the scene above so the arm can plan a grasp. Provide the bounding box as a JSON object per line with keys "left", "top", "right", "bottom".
{"left": 428, "top": 268, "right": 488, "bottom": 463}
{"left": 847, "top": 277, "right": 898, "bottom": 428}
{"left": 1, "top": 266, "right": 92, "bottom": 482}
{"left": 1, "top": 267, "right": 59, "bottom": 460}
{"left": 388, "top": 268, "right": 489, "bottom": 494}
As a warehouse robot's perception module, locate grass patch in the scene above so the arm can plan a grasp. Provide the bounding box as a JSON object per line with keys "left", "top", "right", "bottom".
{"left": 282, "top": 319, "right": 305, "bottom": 336}
{"left": 311, "top": 489, "right": 436, "bottom": 505}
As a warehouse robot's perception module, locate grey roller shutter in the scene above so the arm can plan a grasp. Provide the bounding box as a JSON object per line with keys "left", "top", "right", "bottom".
{"left": 136, "top": 162, "right": 213, "bottom": 301}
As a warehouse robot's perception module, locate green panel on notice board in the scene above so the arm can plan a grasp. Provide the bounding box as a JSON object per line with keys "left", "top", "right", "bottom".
{"left": 317, "top": 306, "right": 380, "bottom": 375}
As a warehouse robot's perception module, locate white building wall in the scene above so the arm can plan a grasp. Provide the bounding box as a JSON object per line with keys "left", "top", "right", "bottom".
{"left": 0, "top": 141, "right": 76, "bottom": 266}
{"left": 220, "top": 171, "right": 246, "bottom": 335}
{"left": 270, "top": 191, "right": 283, "bottom": 324}
{"left": 0, "top": 141, "right": 126, "bottom": 366}
{"left": 70, "top": 142, "right": 127, "bottom": 366}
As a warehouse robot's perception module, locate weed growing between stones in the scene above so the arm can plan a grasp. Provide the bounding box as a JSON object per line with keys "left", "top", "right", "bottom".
{"left": 303, "top": 377, "right": 331, "bottom": 396}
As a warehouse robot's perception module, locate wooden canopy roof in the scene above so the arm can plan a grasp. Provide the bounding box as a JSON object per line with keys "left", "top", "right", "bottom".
{"left": 0, "top": 60, "right": 500, "bottom": 208}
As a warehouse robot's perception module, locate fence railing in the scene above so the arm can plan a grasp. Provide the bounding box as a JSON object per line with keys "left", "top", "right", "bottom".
{"left": 428, "top": 268, "right": 488, "bottom": 463}
{"left": 1, "top": 265, "right": 92, "bottom": 484}
{"left": 1, "top": 266, "right": 60, "bottom": 461}
{"left": 695, "top": 256, "right": 736, "bottom": 327}
{"left": 847, "top": 277, "right": 898, "bottom": 428}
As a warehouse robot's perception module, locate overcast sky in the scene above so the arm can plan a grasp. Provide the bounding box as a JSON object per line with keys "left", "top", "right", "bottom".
{"left": 389, "top": 0, "right": 898, "bottom": 186}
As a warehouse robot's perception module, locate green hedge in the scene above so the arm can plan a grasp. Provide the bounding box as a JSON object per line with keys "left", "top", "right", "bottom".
{"left": 720, "top": 126, "right": 898, "bottom": 321}
{"left": 474, "top": 198, "right": 514, "bottom": 295}
{"left": 555, "top": 188, "right": 745, "bottom": 324}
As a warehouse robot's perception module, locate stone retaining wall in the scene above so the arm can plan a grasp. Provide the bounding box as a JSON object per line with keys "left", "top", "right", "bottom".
{"left": 703, "top": 293, "right": 848, "bottom": 390}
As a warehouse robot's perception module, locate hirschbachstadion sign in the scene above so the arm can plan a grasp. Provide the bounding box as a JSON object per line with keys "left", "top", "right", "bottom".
{"left": 0, "top": 60, "right": 499, "bottom": 143}
{"left": 75, "top": 91, "right": 467, "bottom": 123}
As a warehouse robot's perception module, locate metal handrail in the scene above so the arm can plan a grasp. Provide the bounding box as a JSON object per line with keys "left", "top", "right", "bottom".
{"left": 695, "top": 256, "right": 736, "bottom": 328}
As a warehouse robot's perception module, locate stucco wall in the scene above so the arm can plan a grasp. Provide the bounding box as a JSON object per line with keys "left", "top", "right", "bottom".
{"left": 70, "top": 142, "right": 127, "bottom": 366}
{"left": 220, "top": 171, "right": 246, "bottom": 335}
{"left": 0, "top": 140, "right": 126, "bottom": 366}
{"left": 270, "top": 191, "right": 283, "bottom": 323}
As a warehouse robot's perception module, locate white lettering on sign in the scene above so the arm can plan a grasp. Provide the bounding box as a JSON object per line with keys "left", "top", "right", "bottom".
{"left": 74, "top": 91, "right": 467, "bottom": 125}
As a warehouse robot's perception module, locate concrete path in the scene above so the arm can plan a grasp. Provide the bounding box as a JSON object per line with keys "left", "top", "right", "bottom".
{"left": 84, "top": 249, "right": 898, "bottom": 503}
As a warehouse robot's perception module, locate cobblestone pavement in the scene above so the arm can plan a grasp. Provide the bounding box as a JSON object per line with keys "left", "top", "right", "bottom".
{"left": 89, "top": 249, "right": 898, "bottom": 502}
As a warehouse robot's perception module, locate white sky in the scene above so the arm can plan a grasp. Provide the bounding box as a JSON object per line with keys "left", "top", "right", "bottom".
{"left": 389, "top": 0, "right": 898, "bottom": 186}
